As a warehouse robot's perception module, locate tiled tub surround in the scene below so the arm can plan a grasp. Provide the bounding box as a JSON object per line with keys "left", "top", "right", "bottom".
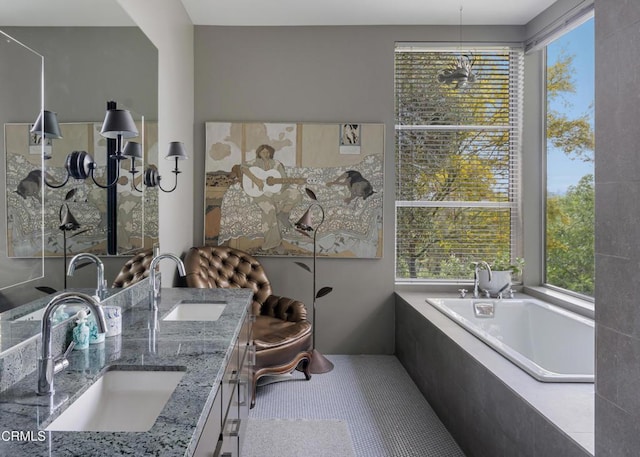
{"left": 0, "top": 287, "right": 252, "bottom": 456}
{"left": 424, "top": 296, "right": 594, "bottom": 382}
{"left": 395, "top": 291, "right": 594, "bottom": 457}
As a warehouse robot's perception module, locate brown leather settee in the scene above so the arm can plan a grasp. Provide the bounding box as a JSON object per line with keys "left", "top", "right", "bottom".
{"left": 183, "top": 245, "right": 312, "bottom": 408}
{"left": 112, "top": 248, "right": 155, "bottom": 288}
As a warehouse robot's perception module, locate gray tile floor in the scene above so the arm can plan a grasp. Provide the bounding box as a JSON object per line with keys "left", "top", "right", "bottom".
{"left": 247, "top": 354, "right": 466, "bottom": 457}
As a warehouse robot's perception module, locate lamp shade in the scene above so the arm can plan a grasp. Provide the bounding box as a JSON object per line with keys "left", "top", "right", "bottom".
{"left": 165, "top": 141, "right": 188, "bottom": 160}
{"left": 31, "top": 110, "right": 62, "bottom": 139}
{"left": 122, "top": 141, "right": 143, "bottom": 159}
{"left": 100, "top": 109, "right": 138, "bottom": 139}
{"left": 59, "top": 204, "right": 80, "bottom": 231}
{"left": 295, "top": 208, "right": 314, "bottom": 234}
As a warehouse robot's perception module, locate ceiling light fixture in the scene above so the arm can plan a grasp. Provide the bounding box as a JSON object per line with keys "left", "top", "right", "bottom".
{"left": 437, "top": 4, "right": 477, "bottom": 89}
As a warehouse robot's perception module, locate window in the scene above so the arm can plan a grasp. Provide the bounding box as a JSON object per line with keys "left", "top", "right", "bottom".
{"left": 394, "top": 45, "right": 524, "bottom": 281}
{"left": 544, "top": 17, "right": 595, "bottom": 297}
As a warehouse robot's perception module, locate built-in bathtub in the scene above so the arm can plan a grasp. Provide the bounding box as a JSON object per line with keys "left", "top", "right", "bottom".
{"left": 395, "top": 290, "right": 594, "bottom": 456}
{"left": 425, "top": 296, "right": 594, "bottom": 382}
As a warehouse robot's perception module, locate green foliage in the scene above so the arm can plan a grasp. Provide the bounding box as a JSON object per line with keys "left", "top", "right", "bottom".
{"left": 544, "top": 46, "right": 595, "bottom": 296}
{"left": 487, "top": 254, "right": 525, "bottom": 275}
{"left": 547, "top": 50, "right": 594, "bottom": 162}
{"left": 438, "top": 255, "right": 474, "bottom": 279}
{"left": 546, "top": 175, "right": 594, "bottom": 295}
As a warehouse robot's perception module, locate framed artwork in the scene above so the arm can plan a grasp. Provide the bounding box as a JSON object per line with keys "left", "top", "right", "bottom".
{"left": 204, "top": 122, "right": 384, "bottom": 258}
{"left": 5, "top": 121, "right": 158, "bottom": 257}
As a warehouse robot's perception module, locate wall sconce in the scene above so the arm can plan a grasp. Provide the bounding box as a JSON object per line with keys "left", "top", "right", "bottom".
{"left": 31, "top": 107, "right": 139, "bottom": 189}
{"left": 31, "top": 110, "right": 63, "bottom": 139}
{"left": 125, "top": 141, "right": 188, "bottom": 193}
{"left": 30, "top": 109, "right": 62, "bottom": 161}
{"left": 122, "top": 140, "right": 143, "bottom": 187}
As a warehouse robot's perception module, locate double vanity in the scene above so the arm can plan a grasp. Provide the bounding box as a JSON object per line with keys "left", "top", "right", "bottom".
{"left": 0, "top": 283, "right": 254, "bottom": 456}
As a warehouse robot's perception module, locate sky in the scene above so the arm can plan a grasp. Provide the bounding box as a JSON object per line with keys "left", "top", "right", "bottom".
{"left": 546, "top": 17, "right": 594, "bottom": 195}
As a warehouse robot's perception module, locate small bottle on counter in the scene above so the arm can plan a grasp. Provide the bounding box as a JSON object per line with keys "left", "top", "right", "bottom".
{"left": 72, "top": 310, "right": 90, "bottom": 350}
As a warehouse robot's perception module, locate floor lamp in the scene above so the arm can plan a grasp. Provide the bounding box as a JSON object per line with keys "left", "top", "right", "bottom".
{"left": 59, "top": 203, "right": 82, "bottom": 288}
{"left": 35, "top": 200, "right": 87, "bottom": 296}
{"left": 294, "top": 188, "right": 334, "bottom": 374}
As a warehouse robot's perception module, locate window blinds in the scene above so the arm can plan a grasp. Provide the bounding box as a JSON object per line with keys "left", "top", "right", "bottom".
{"left": 394, "top": 46, "right": 524, "bottom": 281}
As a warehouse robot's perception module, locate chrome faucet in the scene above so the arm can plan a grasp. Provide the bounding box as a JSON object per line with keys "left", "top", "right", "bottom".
{"left": 149, "top": 253, "right": 186, "bottom": 309}
{"left": 497, "top": 282, "right": 514, "bottom": 299}
{"left": 472, "top": 261, "right": 492, "bottom": 299}
{"left": 67, "top": 253, "right": 107, "bottom": 300}
{"left": 38, "top": 292, "right": 107, "bottom": 395}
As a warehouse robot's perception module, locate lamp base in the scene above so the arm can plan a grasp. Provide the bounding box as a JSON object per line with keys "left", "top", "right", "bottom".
{"left": 309, "top": 349, "right": 334, "bottom": 374}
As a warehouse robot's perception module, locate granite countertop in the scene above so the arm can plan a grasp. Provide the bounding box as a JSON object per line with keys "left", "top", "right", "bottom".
{"left": 0, "top": 287, "right": 253, "bottom": 457}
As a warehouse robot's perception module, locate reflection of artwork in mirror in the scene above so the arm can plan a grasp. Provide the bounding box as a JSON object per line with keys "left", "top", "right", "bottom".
{"left": 204, "top": 122, "right": 384, "bottom": 258}
{"left": 5, "top": 121, "right": 158, "bottom": 257}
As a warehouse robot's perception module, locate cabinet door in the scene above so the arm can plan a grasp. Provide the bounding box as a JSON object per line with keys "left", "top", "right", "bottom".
{"left": 238, "top": 340, "right": 253, "bottom": 452}
{"left": 193, "top": 387, "right": 223, "bottom": 457}
{"left": 220, "top": 380, "right": 240, "bottom": 457}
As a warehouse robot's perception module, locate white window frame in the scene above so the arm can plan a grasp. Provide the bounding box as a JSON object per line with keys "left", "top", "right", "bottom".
{"left": 394, "top": 44, "right": 524, "bottom": 284}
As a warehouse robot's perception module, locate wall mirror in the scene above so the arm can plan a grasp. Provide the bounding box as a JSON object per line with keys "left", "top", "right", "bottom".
{"left": 0, "top": 1, "right": 158, "bottom": 354}
{"left": 0, "top": 30, "right": 44, "bottom": 291}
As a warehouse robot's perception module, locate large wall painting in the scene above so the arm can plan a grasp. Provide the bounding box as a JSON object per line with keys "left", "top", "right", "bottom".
{"left": 204, "top": 122, "right": 384, "bottom": 258}
{"left": 5, "top": 121, "right": 158, "bottom": 257}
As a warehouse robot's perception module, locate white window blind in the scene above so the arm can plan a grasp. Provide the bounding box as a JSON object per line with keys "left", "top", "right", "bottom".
{"left": 394, "top": 46, "right": 524, "bottom": 281}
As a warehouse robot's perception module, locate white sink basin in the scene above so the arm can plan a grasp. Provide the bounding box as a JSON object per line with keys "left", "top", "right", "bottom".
{"left": 45, "top": 369, "right": 185, "bottom": 432}
{"left": 162, "top": 300, "right": 226, "bottom": 321}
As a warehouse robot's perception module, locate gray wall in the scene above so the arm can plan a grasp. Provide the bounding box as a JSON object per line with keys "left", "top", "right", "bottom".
{"left": 594, "top": 0, "right": 640, "bottom": 454}
{"left": 194, "top": 25, "right": 523, "bottom": 354}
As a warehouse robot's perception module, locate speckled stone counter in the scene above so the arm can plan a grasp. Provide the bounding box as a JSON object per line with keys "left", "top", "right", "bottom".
{"left": 0, "top": 287, "right": 253, "bottom": 456}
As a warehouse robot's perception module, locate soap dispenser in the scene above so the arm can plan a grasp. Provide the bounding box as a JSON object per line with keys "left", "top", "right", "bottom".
{"left": 72, "top": 310, "right": 90, "bottom": 350}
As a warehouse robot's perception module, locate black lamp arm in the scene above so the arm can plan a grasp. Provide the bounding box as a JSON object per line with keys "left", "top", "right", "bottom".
{"left": 89, "top": 161, "right": 122, "bottom": 189}
{"left": 130, "top": 172, "right": 143, "bottom": 192}
{"left": 43, "top": 173, "right": 70, "bottom": 189}
{"left": 144, "top": 157, "right": 181, "bottom": 193}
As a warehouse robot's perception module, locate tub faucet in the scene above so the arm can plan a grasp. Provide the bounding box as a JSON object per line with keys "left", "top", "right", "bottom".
{"left": 149, "top": 253, "right": 186, "bottom": 309}
{"left": 38, "top": 292, "right": 107, "bottom": 395}
{"left": 67, "top": 253, "right": 107, "bottom": 300}
{"left": 497, "top": 283, "right": 514, "bottom": 299}
{"left": 472, "top": 261, "right": 492, "bottom": 299}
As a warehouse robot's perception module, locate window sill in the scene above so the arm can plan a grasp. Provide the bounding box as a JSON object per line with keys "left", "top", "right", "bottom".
{"left": 523, "top": 286, "right": 594, "bottom": 319}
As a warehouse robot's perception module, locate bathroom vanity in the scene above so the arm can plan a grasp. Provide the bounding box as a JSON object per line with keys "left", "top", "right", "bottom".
{"left": 0, "top": 286, "right": 254, "bottom": 457}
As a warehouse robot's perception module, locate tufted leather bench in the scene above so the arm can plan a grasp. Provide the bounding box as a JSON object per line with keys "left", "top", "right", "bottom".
{"left": 183, "top": 245, "right": 312, "bottom": 408}
{"left": 112, "top": 248, "right": 155, "bottom": 288}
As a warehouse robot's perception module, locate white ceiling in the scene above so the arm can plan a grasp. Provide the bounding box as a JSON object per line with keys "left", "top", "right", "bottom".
{"left": 182, "top": 0, "right": 557, "bottom": 26}
{"left": 1, "top": 0, "right": 557, "bottom": 27}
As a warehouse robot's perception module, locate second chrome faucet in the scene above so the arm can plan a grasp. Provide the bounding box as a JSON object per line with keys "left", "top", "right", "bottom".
{"left": 149, "top": 253, "right": 186, "bottom": 309}
{"left": 67, "top": 253, "right": 107, "bottom": 300}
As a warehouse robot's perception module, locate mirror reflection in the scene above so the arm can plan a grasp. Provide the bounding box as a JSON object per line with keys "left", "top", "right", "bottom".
{"left": 0, "top": 13, "right": 158, "bottom": 355}
{"left": 23, "top": 111, "right": 159, "bottom": 257}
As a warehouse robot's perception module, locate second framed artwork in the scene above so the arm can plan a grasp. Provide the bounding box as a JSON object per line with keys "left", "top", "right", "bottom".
{"left": 204, "top": 122, "right": 384, "bottom": 258}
